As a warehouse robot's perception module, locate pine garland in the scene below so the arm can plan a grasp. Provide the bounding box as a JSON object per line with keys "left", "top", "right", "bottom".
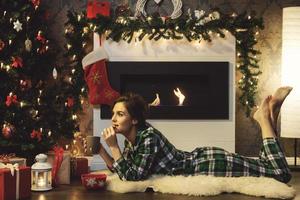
{"left": 65, "top": 9, "right": 264, "bottom": 116}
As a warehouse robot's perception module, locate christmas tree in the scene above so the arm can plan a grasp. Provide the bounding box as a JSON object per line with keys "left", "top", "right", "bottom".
{"left": 0, "top": 0, "right": 84, "bottom": 158}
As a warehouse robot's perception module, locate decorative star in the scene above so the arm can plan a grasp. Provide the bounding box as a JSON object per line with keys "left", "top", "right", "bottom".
{"left": 92, "top": 71, "right": 102, "bottom": 85}
{"left": 86, "top": 178, "right": 96, "bottom": 187}
{"left": 13, "top": 20, "right": 22, "bottom": 32}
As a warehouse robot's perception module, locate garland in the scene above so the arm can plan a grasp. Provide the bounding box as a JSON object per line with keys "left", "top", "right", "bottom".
{"left": 65, "top": 8, "right": 264, "bottom": 116}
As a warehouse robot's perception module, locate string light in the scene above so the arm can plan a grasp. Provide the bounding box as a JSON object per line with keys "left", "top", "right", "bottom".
{"left": 20, "top": 102, "right": 25, "bottom": 107}
{"left": 72, "top": 114, "right": 77, "bottom": 120}
{"left": 48, "top": 131, "right": 52, "bottom": 136}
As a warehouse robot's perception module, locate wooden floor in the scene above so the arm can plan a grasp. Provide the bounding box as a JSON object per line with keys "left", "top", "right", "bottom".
{"left": 30, "top": 172, "right": 300, "bottom": 200}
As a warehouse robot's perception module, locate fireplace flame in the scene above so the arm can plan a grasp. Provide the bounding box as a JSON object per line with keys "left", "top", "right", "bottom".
{"left": 149, "top": 93, "right": 160, "bottom": 106}
{"left": 174, "top": 88, "right": 185, "bottom": 106}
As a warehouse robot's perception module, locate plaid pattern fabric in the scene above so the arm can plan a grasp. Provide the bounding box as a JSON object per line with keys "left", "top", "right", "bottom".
{"left": 112, "top": 126, "right": 291, "bottom": 183}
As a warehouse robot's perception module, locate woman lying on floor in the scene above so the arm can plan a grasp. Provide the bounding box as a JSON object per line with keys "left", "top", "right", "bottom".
{"left": 98, "top": 87, "right": 292, "bottom": 183}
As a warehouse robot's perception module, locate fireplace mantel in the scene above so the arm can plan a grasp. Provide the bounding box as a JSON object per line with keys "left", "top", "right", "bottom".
{"left": 91, "top": 33, "right": 236, "bottom": 170}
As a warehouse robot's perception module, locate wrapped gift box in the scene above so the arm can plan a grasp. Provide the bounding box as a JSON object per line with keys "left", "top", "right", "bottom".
{"left": 87, "top": 0, "right": 110, "bottom": 18}
{"left": 0, "top": 158, "right": 26, "bottom": 167}
{"left": 81, "top": 173, "right": 106, "bottom": 190}
{"left": 47, "top": 151, "right": 70, "bottom": 184}
{"left": 0, "top": 166, "right": 31, "bottom": 200}
{"left": 71, "top": 157, "right": 88, "bottom": 179}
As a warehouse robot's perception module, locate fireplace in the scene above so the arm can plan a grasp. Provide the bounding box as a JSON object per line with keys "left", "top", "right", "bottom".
{"left": 101, "top": 61, "right": 229, "bottom": 119}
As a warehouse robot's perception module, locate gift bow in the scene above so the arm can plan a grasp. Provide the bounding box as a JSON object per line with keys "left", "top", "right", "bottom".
{"left": 0, "top": 162, "right": 19, "bottom": 176}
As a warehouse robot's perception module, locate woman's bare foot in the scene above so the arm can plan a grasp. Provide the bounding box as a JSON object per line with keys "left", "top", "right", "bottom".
{"left": 269, "top": 86, "right": 293, "bottom": 131}
{"left": 253, "top": 95, "right": 272, "bottom": 126}
{"left": 254, "top": 95, "right": 277, "bottom": 138}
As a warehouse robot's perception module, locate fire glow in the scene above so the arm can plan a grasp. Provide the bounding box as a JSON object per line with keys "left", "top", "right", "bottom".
{"left": 149, "top": 88, "right": 186, "bottom": 106}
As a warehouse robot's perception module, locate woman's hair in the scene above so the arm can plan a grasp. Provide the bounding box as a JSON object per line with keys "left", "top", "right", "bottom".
{"left": 112, "top": 92, "right": 148, "bottom": 128}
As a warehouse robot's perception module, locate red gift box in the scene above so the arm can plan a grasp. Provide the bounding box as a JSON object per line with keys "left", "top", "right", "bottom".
{"left": 0, "top": 166, "right": 31, "bottom": 200}
{"left": 71, "top": 158, "right": 89, "bottom": 178}
{"left": 81, "top": 173, "right": 106, "bottom": 190}
{"left": 87, "top": 0, "right": 111, "bottom": 18}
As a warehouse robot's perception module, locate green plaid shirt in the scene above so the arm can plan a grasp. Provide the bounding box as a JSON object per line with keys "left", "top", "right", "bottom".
{"left": 112, "top": 126, "right": 291, "bottom": 183}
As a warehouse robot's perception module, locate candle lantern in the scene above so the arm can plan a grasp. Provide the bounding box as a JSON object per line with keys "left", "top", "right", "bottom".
{"left": 31, "top": 154, "right": 52, "bottom": 191}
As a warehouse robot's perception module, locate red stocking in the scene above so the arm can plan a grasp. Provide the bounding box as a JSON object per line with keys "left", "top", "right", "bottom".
{"left": 84, "top": 59, "right": 120, "bottom": 105}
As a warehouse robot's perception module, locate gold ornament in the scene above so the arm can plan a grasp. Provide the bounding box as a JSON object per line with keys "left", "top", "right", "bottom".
{"left": 25, "top": 38, "right": 32, "bottom": 52}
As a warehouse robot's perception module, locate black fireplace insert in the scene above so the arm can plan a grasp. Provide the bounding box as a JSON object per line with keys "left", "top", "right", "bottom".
{"left": 100, "top": 61, "right": 229, "bottom": 119}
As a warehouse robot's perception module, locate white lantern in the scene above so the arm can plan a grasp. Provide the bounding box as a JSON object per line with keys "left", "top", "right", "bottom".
{"left": 31, "top": 154, "right": 52, "bottom": 191}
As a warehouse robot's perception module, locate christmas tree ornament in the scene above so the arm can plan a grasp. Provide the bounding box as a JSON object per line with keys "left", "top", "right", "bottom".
{"left": 5, "top": 94, "right": 18, "bottom": 106}
{"left": 67, "top": 97, "right": 74, "bottom": 107}
{"left": 31, "top": 0, "right": 40, "bottom": 8}
{"left": 0, "top": 39, "right": 5, "bottom": 51}
{"left": 115, "top": 4, "right": 131, "bottom": 16}
{"left": 52, "top": 67, "right": 58, "bottom": 79}
{"left": 25, "top": 38, "right": 32, "bottom": 52}
{"left": 36, "top": 31, "right": 46, "bottom": 43}
{"left": 2, "top": 123, "right": 15, "bottom": 139}
{"left": 11, "top": 56, "right": 23, "bottom": 68}
{"left": 13, "top": 20, "right": 23, "bottom": 32}
{"left": 31, "top": 129, "right": 42, "bottom": 141}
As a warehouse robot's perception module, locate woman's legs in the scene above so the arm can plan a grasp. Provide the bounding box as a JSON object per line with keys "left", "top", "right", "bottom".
{"left": 253, "top": 87, "right": 292, "bottom": 182}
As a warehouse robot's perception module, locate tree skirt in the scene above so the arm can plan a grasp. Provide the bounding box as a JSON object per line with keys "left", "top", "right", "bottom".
{"left": 93, "top": 170, "right": 296, "bottom": 199}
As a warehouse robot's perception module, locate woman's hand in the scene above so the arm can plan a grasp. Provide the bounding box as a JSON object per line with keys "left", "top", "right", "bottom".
{"left": 101, "top": 126, "right": 118, "bottom": 148}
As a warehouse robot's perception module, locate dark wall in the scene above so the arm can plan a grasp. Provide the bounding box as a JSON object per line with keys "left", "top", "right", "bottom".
{"left": 44, "top": 0, "right": 300, "bottom": 156}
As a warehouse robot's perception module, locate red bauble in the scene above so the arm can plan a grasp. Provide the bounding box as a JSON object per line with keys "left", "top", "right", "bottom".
{"left": 2, "top": 124, "right": 14, "bottom": 139}
{"left": 0, "top": 39, "right": 5, "bottom": 51}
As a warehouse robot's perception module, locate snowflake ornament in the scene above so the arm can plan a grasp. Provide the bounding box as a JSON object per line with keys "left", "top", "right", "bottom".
{"left": 86, "top": 178, "right": 97, "bottom": 187}
{"left": 13, "top": 20, "right": 22, "bottom": 32}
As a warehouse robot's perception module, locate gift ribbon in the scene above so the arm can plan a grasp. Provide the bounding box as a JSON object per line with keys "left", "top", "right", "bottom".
{"left": 0, "top": 162, "right": 20, "bottom": 199}
{"left": 0, "top": 153, "right": 16, "bottom": 163}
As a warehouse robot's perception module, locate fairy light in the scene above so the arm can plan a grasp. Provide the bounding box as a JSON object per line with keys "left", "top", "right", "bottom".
{"left": 248, "top": 15, "right": 251, "bottom": 20}
{"left": 40, "top": 127, "right": 43, "bottom": 132}
{"left": 72, "top": 114, "right": 77, "bottom": 120}
{"left": 231, "top": 13, "right": 237, "bottom": 17}
{"left": 82, "top": 42, "right": 87, "bottom": 48}
{"left": 35, "top": 110, "right": 39, "bottom": 115}
{"left": 48, "top": 131, "right": 52, "bottom": 136}
{"left": 65, "top": 102, "right": 68, "bottom": 107}
{"left": 72, "top": 54, "right": 76, "bottom": 60}
{"left": 81, "top": 87, "right": 85, "bottom": 92}
{"left": 3, "top": 11, "right": 6, "bottom": 16}
{"left": 39, "top": 90, "right": 42, "bottom": 95}
{"left": 65, "top": 145, "right": 69, "bottom": 150}
{"left": 0, "top": 62, "right": 3, "bottom": 69}
{"left": 46, "top": 46, "right": 49, "bottom": 51}
{"left": 77, "top": 14, "right": 82, "bottom": 21}
{"left": 9, "top": 40, "right": 12, "bottom": 44}
{"left": 6, "top": 65, "right": 11, "bottom": 71}
{"left": 69, "top": 77, "right": 72, "bottom": 82}
{"left": 20, "top": 101, "right": 25, "bottom": 107}
{"left": 80, "top": 99, "right": 84, "bottom": 104}
{"left": 26, "top": 16, "right": 30, "bottom": 21}
{"left": 175, "top": 26, "right": 179, "bottom": 30}
{"left": 67, "top": 44, "right": 72, "bottom": 49}
{"left": 71, "top": 69, "right": 75, "bottom": 74}
{"left": 237, "top": 52, "right": 241, "bottom": 57}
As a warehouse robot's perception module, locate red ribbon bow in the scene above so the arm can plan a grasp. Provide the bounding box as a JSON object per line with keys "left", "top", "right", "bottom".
{"left": 30, "top": 130, "right": 42, "bottom": 141}
{"left": 11, "top": 56, "right": 23, "bottom": 68}
{"left": 6, "top": 95, "right": 18, "bottom": 106}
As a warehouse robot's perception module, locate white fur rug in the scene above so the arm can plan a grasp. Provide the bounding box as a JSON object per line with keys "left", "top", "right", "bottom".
{"left": 93, "top": 170, "right": 296, "bottom": 199}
